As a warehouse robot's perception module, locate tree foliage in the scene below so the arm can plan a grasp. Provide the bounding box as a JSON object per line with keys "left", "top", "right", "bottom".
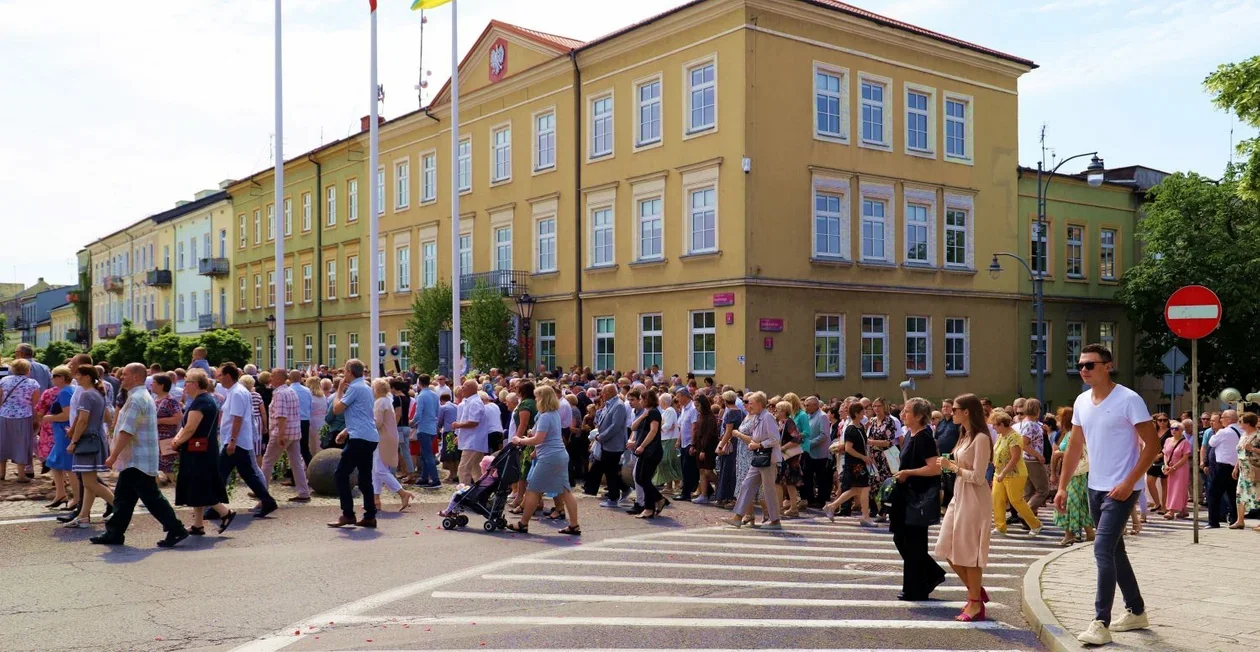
{"left": 110, "top": 320, "right": 151, "bottom": 368}
{"left": 144, "top": 325, "right": 198, "bottom": 371}
{"left": 195, "top": 329, "right": 252, "bottom": 367}
{"left": 404, "top": 282, "right": 453, "bottom": 373}
{"left": 37, "top": 341, "right": 83, "bottom": 368}
{"left": 1205, "top": 55, "right": 1260, "bottom": 201}
{"left": 1116, "top": 167, "right": 1260, "bottom": 396}
{"left": 88, "top": 339, "right": 117, "bottom": 366}
{"left": 464, "top": 284, "right": 517, "bottom": 373}
{"left": 0, "top": 313, "right": 7, "bottom": 356}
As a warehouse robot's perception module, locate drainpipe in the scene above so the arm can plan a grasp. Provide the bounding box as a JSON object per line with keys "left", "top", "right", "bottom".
{"left": 570, "top": 50, "right": 584, "bottom": 367}
{"left": 308, "top": 153, "right": 323, "bottom": 366}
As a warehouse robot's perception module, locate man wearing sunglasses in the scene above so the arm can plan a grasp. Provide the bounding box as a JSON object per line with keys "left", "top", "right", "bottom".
{"left": 1055, "top": 344, "right": 1159, "bottom": 646}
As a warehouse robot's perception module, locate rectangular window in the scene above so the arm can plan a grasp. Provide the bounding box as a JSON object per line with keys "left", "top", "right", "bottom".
{"left": 689, "top": 187, "right": 716, "bottom": 254}
{"left": 687, "top": 62, "right": 716, "bottom": 133}
{"left": 283, "top": 199, "right": 292, "bottom": 236}
{"left": 422, "top": 153, "right": 437, "bottom": 202}
{"left": 906, "top": 90, "right": 929, "bottom": 151}
{"left": 459, "top": 234, "right": 472, "bottom": 275}
{"left": 302, "top": 264, "right": 312, "bottom": 303}
{"left": 422, "top": 241, "right": 437, "bottom": 288}
{"left": 814, "top": 192, "right": 844, "bottom": 258}
{"left": 377, "top": 249, "right": 385, "bottom": 294}
{"left": 1031, "top": 221, "right": 1048, "bottom": 275}
{"left": 177, "top": 294, "right": 185, "bottom": 321}
{"left": 267, "top": 204, "right": 275, "bottom": 241}
{"left": 238, "top": 277, "right": 246, "bottom": 311}
{"left": 397, "top": 246, "right": 411, "bottom": 291}
{"left": 326, "top": 260, "right": 337, "bottom": 300}
{"left": 376, "top": 167, "right": 385, "bottom": 215}
{"left": 238, "top": 215, "right": 247, "bottom": 248}
{"left": 945, "top": 209, "right": 968, "bottom": 267}
{"left": 815, "top": 69, "right": 845, "bottom": 139}
{"left": 494, "top": 227, "right": 512, "bottom": 271}
{"left": 1099, "top": 322, "right": 1117, "bottom": 365}
{"left": 458, "top": 138, "right": 472, "bottom": 192}
{"left": 945, "top": 317, "right": 969, "bottom": 376}
{"left": 860, "top": 79, "right": 887, "bottom": 145}
{"left": 638, "top": 197, "right": 663, "bottom": 260}
{"left": 591, "top": 95, "right": 613, "bottom": 158}
{"left": 326, "top": 185, "right": 337, "bottom": 226}
{"left": 945, "top": 97, "right": 968, "bottom": 159}
{"left": 347, "top": 179, "right": 358, "bottom": 222}
{"left": 254, "top": 210, "right": 261, "bottom": 244}
{"left": 285, "top": 336, "right": 293, "bottom": 365}
{"left": 636, "top": 79, "right": 661, "bottom": 146}
{"left": 190, "top": 238, "right": 198, "bottom": 267}
{"left": 1066, "top": 225, "right": 1084, "bottom": 277}
{"left": 492, "top": 126, "right": 511, "bottom": 182}
{"left": 905, "top": 203, "right": 929, "bottom": 263}
{"left": 267, "top": 271, "right": 276, "bottom": 307}
{"left": 861, "top": 198, "right": 886, "bottom": 260}
{"left": 1030, "top": 321, "right": 1050, "bottom": 374}
{"left": 177, "top": 242, "right": 185, "bottom": 270}
{"left": 399, "top": 330, "right": 411, "bottom": 368}
{"left": 861, "top": 315, "right": 887, "bottom": 377}
{"left": 690, "top": 310, "right": 716, "bottom": 374}
{"left": 255, "top": 338, "right": 262, "bottom": 365}
{"left": 254, "top": 274, "right": 262, "bottom": 309}
{"left": 594, "top": 317, "right": 615, "bottom": 371}
{"left": 814, "top": 314, "right": 844, "bottom": 377}
{"left": 327, "top": 334, "right": 337, "bottom": 368}
{"left": 1100, "top": 228, "right": 1116, "bottom": 280}
{"left": 347, "top": 255, "right": 359, "bottom": 297}
{"left": 640, "top": 314, "right": 663, "bottom": 371}
{"left": 283, "top": 267, "right": 293, "bottom": 305}
{"left": 1066, "top": 321, "right": 1084, "bottom": 374}
{"left": 537, "top": 321, "right": 556, "bottom": 372}
{"left": 349, "top": 332, "right": 359, "bottom": 361}
{"left": 536, "top": 218, "right": 556, "bottom": 272}
{"left": 395, "top": 160, "right": 410, "bottom": 209}
{"left": 219, "top": 229, "right": 226, "bottom": 257}
{"left": 905, "top": 316, "right": 930, "bottom": 375}
{"left": 592, "top": 208, "right": 614, "bottom": 266}
{"left": 534, "top": 112, "right": 555, "bottom": 171}
{"left": 304, "top": 335, "right": 313, "bottom": 364}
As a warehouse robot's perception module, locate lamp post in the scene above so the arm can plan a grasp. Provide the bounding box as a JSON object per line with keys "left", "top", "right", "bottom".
{"left": 991, "top": 152, "right": 1105, "bottom": 405}
{"left": 515, "top": 292, "right": 536, "bottom": 376}
{"left": 266, "top": 314, "right": 277, "bottom": 369}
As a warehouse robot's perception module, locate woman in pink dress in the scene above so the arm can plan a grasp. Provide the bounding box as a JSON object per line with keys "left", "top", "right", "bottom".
{"left": 936, "top": 393, "right": 993, "bottom": 622}
{"left": 34, "top": 386, "right": 59, "bottom": 462}
{"left": 1161, "top": 420, "right": 1193, "bottom": 518}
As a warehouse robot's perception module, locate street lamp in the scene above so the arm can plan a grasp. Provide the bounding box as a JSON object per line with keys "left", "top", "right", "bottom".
{"left": 265, "top": 314, "right": 277, "bottom": 369}
{"left": 989, "top": 252, "right": 1044, "bottom": 402}
{"left": 515, "top": 293, "right": 536, "bottom": 376}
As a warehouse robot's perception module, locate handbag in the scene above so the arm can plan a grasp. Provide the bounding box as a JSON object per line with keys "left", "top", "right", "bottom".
{"left": 747, "top": 413, "right": 773, "bottom": 467}
{"left": 186, "top": 437, "right": 210, "bottom": 453}
{"left": 904, "top": 481, "right": 942, "bottom": 527}
{"left": 74, "top": 432, "right": 102, "bottom": 455}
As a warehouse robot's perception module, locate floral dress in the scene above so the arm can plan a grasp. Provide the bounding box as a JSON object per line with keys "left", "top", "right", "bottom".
{"left": 866, "top": 417, "right": 897, "bottom": 483}
{"left": 1237, "top": 431, "right": 1260, "bottom": 512}
{"left": 776, "top": 418, "right": 803, "bottom": 486}
{"left": 35, "top": 387, "right": 59, "bottom": 459}
{"left": 156, "top": 394, "right": 183, "bottom": 473}
{"left": 1054, "top": 430, "right": 1091, "bottom": 538}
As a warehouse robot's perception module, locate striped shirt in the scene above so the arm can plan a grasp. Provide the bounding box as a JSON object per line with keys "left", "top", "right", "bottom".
{"left": 114, "top": 386, "right": 160, "bottom": 476}
{"left": 269, "top": 384, "right": 301, "bottom": 441}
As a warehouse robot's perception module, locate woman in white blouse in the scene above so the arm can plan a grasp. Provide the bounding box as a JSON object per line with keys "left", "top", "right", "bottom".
{"left": 724, "top": 392, "right": 782, "bottom": 530}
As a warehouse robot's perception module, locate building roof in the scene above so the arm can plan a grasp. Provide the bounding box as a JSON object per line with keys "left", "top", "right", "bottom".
{"left": 490, "top": 19, "right": 584, "bottom": 52}
{"left": 149, "top": 190, "right": 230, "bottom": 224}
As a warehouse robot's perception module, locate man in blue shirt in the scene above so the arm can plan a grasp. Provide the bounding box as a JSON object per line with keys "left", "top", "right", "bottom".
{"left": 328, "top": 359, "right": 378, "bottom": 529}
{"left": 409, "top": 374, "right": 441, "bottom": 489}
{"left": 290, "top": 370, "right": 314, "bottom": 467}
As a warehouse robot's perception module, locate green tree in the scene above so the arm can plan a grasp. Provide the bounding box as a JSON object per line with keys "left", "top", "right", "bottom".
{"left": 0, "top": 313, "right": 7, "bottom": 355}
{"left": 37, "top": 341, "right": 82, "bottom": 368}
{"left": 88, "top": 339, "right": 117, "bottom": 366}
{"left": 109, "top": 320, "right": 152, "bottom": 367}
{"left": 197, "top": 328, "right": 252, "bottom": 367}
{"left": 145, "top": 326, "right": 198, "bottom": 371}
{"left": 404, "top": 282, "right": 452, "bottom": 373}
{"left": 1116, "top": 167, "right": 1260, "bottom": 396}
{"left": 464, "top": 283, "right": 516, "bottom": 372}
{"left": 1205, "top": 56, "right": 1260, "bottom": 200}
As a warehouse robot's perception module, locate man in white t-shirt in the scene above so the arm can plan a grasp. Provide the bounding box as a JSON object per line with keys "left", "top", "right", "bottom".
{"left": 216, "top": 363, "right": 278, "bottom": 517}
{"left": 1056, "top": 343, "right": 1159, "bottom": 646}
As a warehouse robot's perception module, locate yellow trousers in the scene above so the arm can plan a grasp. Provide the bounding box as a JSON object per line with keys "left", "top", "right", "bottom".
{"left": 992, "top": 474, "right": 1042, "bottom": 532}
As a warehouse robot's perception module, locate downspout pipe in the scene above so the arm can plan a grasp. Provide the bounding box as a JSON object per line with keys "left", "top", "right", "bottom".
{"left": 570, "top": 49, "right": 583, "bottom": 368}
{"left": 307, "top": 153, "right": 323, "bottom": 366}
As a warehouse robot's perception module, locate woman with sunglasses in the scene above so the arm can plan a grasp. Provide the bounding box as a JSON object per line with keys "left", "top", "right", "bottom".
{"left": 1161, "top": 419, "right": 1193, "bottom": 519}
{"left": 1145, "top": 413, "right": 1171, "bottom": 517}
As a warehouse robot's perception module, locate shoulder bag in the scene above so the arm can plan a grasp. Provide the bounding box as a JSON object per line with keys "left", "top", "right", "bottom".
{"left": 750, "top": 414, "right": 773, "bottom": 468}
{"left": 904, "top": 479, "right": 941, "bottom": 527}
{"left": 74, "top": 431, "right": 102, "bottom": 455}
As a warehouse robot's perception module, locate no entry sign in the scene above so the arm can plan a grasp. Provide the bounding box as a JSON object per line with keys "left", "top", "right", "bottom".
{"left": 1164, "top": 285, "right": 1222, "bottom": 340}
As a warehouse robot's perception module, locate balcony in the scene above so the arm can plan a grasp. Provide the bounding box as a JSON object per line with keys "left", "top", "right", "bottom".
{"left": 97, "top": 323, "right": 121, "bottom": 339}
{"left": 66, "top": 328, "right": 86, "bottom": 343}
{"left": 103, "top": 276, "right": 125, "bottom": 293}
{"left": 198, "top": 257, "right": 230, "bottom": 277}
{"left": 66, "top": 290, "right": 82, "bottom": 303}
{"left": 145, "top": 319, "right": 170, "bottom": 331}
{"left": 459, "top": 270, "right": 528, "bottom": 298}
{"left": 198, "top": 313, "right": 221, "bottom": 330}
{"left": 146, "top": 269, "right": 172, "bottom": 287}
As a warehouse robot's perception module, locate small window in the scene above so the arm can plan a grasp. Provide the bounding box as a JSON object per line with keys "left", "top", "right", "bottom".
{"left": 534, "top": 113, "right": 555, "bottom": 171}
{"left": 302, "top": 264, "right": 312, "bottom": 303}
{"left": 376, "top": 167, "right": 385, "bottom": 215}
{"left": 592, "top": 208, "right": 614, "bottom": 266}
{"left": 326, "top": 186, "right": 337, "bottom": 226}
{"left": 458, "top": 138, "right": 472, "bottom": 192}
{"left": 347, "top": 255, "right": 359, "bottom": 297}
{"left": 327, "top": 334, "right": 337, "bottom": 368}
{"left": 636, "top": 79, "right": 661, "bottom": 146}
{"left": 945, "top": 317, "right": 969, "bottom": 376}
{"left": 861, "top": 315, "right": 887, "bottom": 377}
{"left": 283, "top": 267, "right": 293, "bottom": 305}
{"left": 640, "top": 314, "right": 663, "bottom": 371}
{"left": 349, "top": 332, "right": 360, "bottom": 361}
{"left": 860, "top": 79, "right": 887, "bottom": 146}
{"left": 254, "top": 210, "right": 261, "bottom": 244}
{"left": 945, "top": 96, "right": 969, "bottom": 160}
{"left": 815, "top": 69, "right": 846, "bottom": 140}
{"left": 537, "top": 321, "right": 557, "bottom": 371}
{"left": 905, "top": 203, "right": 930, "bottom": 263}
{"left": 301, "top": 193, "right": 311, "bottom": 231}
{"left": 267, "top": 204, "right": 275, "bottom": 240}
{"left": 1066, "top": 322, "right": 1084, "bottom": 374}
{"left": 238, "top": 277, "right": 246, "bottom": 311}
{"left": 283, "top": 199, "right": 292, "bottom": 236}
{"left": 422, "top": 241, "right": 437, "bottom": 288}
{"left": 1066, "top": 225, "right": 1084, "bottom": 277}
{"left": 326, "top": 260, "right": 337, "bottom": 300}
{"left": 347, "top": 179, "right": 358, "bottom": 222}
{"left": 238, "top": 215, "right": 247, "bottom": 248}
{"left": 594, "top": 317, "right": 615, "bottom": 371}
{"left": 459, "top": 233, "right": 472, "bottom": 274}
{"left": 395, "top": 160, "right": 410, "bottom": 209}
{"left": 688, "top": 187, "right": 716, "bottom": 254}
{"left": 1100, "top": 228, "right": 1116, "bottom": 279}
{"left": 1031, "top": 221, "right": 1048, "bottom": 275}
{"left": 945, "top": 209, "right": 969, "bottom": 267}
{"left": 536, "top": 218, "right": 557, "bottom": 273}
{"left": 637, "top": 197, "right": 663, "bottom": 260}
{"left": 814, "top": 192, "right": 845, "bottom": 259}
{"left": 905, "top": 316, "right": 930, "bottom": 375}
{"left": 254, "top": 274, "right": 262, "bottom": 309}
{"left": 267, "top": 271, "right": 276, "bottom": 307}
{"left": 494, "top": 226, "right": 512, "bottom": 271}
{"left": 861, "top": 198, "right": 887, "bottom": 261}
{"left": 690, "top": 310, "right": 716, "bottom": 374}
{"left": 906, "top": 90, "right": 930, "bottom": 152}
{"left": 814, "top": 314, "right": 844, "bottom": 377}
{"left": 422, "top": 153, "right": 437, "bottom": 202}
{"left": 396, "top": 246, "right": 411, "bottom": 292}
{"left": 687, "top": 62, "right": 716, "bottom": 133}
{"left": 492, "top": 126, "right": 511, "bottom": 182}
{"left": 1099, "top": 322, "right": 1117, "bottom": 367}
{"left": 591, "top": 95, "right": 613, "bottom": 158}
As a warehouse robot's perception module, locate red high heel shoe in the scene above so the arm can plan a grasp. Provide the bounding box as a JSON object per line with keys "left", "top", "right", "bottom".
{"left": 955, "top": 598, "right": 986, "bottom": 622}
{"left": 981, "top": 587, "right": 990, "bottom": 603}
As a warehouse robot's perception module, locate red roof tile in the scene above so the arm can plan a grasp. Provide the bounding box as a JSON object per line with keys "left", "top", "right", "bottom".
{"left": 490, "top": 20, "right": 584, "bottom": 52}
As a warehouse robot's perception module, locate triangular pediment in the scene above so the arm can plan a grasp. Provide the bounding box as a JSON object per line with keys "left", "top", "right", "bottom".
{"left": 431, "top": 20, "right": 581, "bottom": 106}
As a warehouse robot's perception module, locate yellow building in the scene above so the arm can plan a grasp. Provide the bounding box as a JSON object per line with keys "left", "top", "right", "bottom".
{"left": 232, "top": 0, "right": 1041, "bottom": 398}
{"left": 47, "top": 302, "right": 78, "bottom": 347}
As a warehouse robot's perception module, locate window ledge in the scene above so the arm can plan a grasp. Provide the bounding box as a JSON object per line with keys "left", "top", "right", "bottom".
{"left": 815, "top": 374, "right": 846, "bottom": 379}
{"left": 901, "top": 262, "right": 937, "bottom": 272}
{"left": 858, "top": 140, "right": 892, "bottom": 152}
{"left": 945, "top": 372, "right": 970, "bottom": 378}
{"left": 906, "top": 148, "right": 936, "bottom": 160}
{"left": 814, "top": 133, "right": 849, "bottom": 145}
{"left": 907, "top": 371, "right": 932, "bottom": 378}
{"left": 490, "top": 178, "right": 512, "bottom": 188}
{"left": 459, "top": 189, "right": 473, "bottom": 196}
{"left": 629, "top": 258, "right": 667, "bottom": 269}
{"left": 420, "top": 199, "right": 437, "bottom": 206}
{"left": 810, "top": 256, "right": 852, "bottom": 267}
{"left": 944, "top": 155, "right": 974, "bottom": 166}
{"left": 588, "top": 152, "right": 613, "bottom": 163}
{"left": 394, "top": 290, "right": 412, "bottom": 296}
{"left": 584, "top": 264, "right": 619, "bottom": 273}
{"left": 530, "top": 270, "right": 559, "bottom": 279}
{"left": 1099, "top": 278, "right": 1119, "bottom": 286}
{"left": 633, "top": 140, "right": 663, "bottom": 153}
{"left": 861, "top": 374, "right": 889, "bottom": 379}
{"left": 680, "top": 250, "right": 722, "bottom": 262}
{"left": 395, "top": 205, "right": 410, "bottom": 213}
{"left": 942, "top": 266, "right": 977, "bottom": 276}
{"left": 857, "top": 260, "right": 897, "bottom": 270}
{"left": 683, "top": 127, "right": 716, "bottom": 141}
{"left": 531, "top": 166, "right": 556, "bottom": 177}
{"left": 1065, "top": 275, "right": 1089, "bottom": 283}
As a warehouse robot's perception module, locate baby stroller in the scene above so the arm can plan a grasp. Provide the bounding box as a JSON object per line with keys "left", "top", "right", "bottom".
{"left": 440, "top": 444, "right": 521, "bottom": 532}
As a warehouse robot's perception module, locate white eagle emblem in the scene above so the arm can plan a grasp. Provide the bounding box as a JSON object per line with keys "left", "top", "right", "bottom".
{"left": 490, "top": 44, "right": 506, "bottom": 76}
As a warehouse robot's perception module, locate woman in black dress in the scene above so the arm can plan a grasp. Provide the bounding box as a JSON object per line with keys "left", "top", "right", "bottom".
{"left": 889, "top": 397, "right": 946, "bottom": 601}
{"left": 172, "top": 370, "right": 234, "bottom": 536}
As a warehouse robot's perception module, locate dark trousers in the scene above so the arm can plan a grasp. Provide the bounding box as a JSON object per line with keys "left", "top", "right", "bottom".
{"left": 1089, "top": 489, "right": 1144, "bottom": 626}
{"left": 219, "top": 446, "right": 277, "bottom": 509}
{"left": 680, "top": 445, "right": 699, "bottom": 499}
{"left": 635, "top": 449, "right": 664, "bottom": 508}
{"left": 715, "top": 451, "right": 737, "bottom": 502}
{"left": 940, "top": 472, "right": 956, "bottom": 509}
{"left": 104, "top": 468, "right": 186, "bottom": 539}
{"left": 299, "top": 420, "right": 312, "bottom": 465}
{"left": 415, "top": 432, "right": 439, "bottom": 485}
{"left": 598, "top": 448, "right": 625, "bottom": 500}
{"left": 336, "top": 439, "right": 377, "bottom": 519}
{"left": 893, "top": 524, "right": 945, "bottom": 598}
{"left": 802, "top": 456, "right": 831, "bottom": 505}
{"left": 1208, "top": 462, "right": 1238, "bottom": 526}
{"left": 565, "top": 429, "right": 587, "bottom": 487}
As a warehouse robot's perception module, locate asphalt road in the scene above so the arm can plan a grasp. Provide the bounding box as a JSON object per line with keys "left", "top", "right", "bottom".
{"left": 0, "top": 494, "right": 1149, "bottom": 652}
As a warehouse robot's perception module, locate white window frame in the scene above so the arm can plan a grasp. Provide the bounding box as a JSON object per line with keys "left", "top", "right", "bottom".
{"left": 944, "top": 317, "right": 970, "bottom": 377}
{"left": 326, "top": 260, "right": 337, "bottom": 300}
{"left": 254, "top": 209, "right": 261, "bottom": 244}
{"left": 349, "top": 332, "right": 359, "bottom": 361}
{"left": 858, "top": 72, "right": 892, "bottom": 150}
{"left": 421, "top": 151, "right": 437, "bottom": 203}
{"left": 904, "top": 83, "right": 936, "bottom": 157}
{"left": 490, "top": 122, "right": 512, "bottom": 184}
{"left": 347, "top": 255, "right": 359, "bottom": 297}
{"left": 535, "top": 217, "right": 557, "bottom": 273}
{"left": 376, "top": 166, "right": 385, "bottom": 215}
{"left": 1099, "top": 322, "right": 1117, "bottom": 368}
{"left": 177, "top": 241, "right": 185, "bottom": 270}
{"left": 634, "top": 74, "right": 662, "bottom": 149}
{"left": 594, "top": 316, "right": 615, "bottom": 372}
{"left": 590, "top": 206, "right": 615, "bottom": 267}
{"left": 304, "top": 335, "right": 313, "bottom": 363}
{"left": 285, "top": 336, "right": 293, "bottom": 365}
{"left": 254, "top": 274, "right": 262, "bottom": 309}
{"left": 811, "top": 174, "right": 851, "bottom": 260}
{"left": 422, "top": 240, "right": 437, "bottom": 288}
{"left": 283, "top": 267, "right": 293, "bottom": 305}
{"left": 238, "top": 214, "right": 247, "bottom": 249}
{"left": 637, "top": 196, "right": 664, "bottom": 261}
{"left": 532, "top": 108, "right": 556, "bottom": 172}
{"left": 860, "top": 315, "right": 888, "bottom": 378}
{"left": 327, "top": 334, "right": 337, "bottom": 368}
{"left": 399, "top": 329, "right": 411, "bottom": 368}
{"left": 301, "top": 192, "right": 311, "bottom": 232}
{"left": 396, "top": 245, "right": 411, "bottom": 292}
{"left": 905, "top": 316, "right": 931, "bottom": 376}
{"left": 943, "top": 91, "right": 974, "bottom": 164}
{"left": 813, "top": 62, "right": 849, "bottom": 143}
{"left": 458, "top": 137, "right": 472, "bottom": 193}
{"left": 267, "top": 204, "right": 275, "bottom": 241}
{"left": 814, "top": 314, "right": 845, "bottom": 378}
{"left": 687, "top": 186, "right": 717, "bottom": 255}
{"left": 689, "top": 310, "right": 717, "bottom": 375}
{"left": 859, "top": 190, "right": 892, "bottom": 263}
{"left": 683, "top": 55, "right": 717, "bottom": 136}
{"left": 302, "top": 263, "right": 312, "bottom": 303}
{"left": 1066, "top": 321, "right": 1084, "bottom": 375}
{"left": 267, "top": 270, "right": 276, "bottom": 307}
{"left": 944, "top": 194, "right": 975, "bottom": 270}
{"left": 377, "top": 248, "right": 386, "bottom": 295}
{"left": 1030, "top": 321, "right": 1051, "bottom": 375}
{"left": 1100, "top": 228, "right": 1117, "bottom": 280}
{"left": 238, "top": 276, "right": 246, "bottom": 311}
{"left": 904, "top": 203, "right": 931, "bottom": 264}
{"left": 1031, "top": 220, "right": 1049, "bottom": 276}
{"left": 537, "top": 320, "right": 556, "bottom": 371}
{"left": 459, "top": 231, "right": 473, "bottom": 276}
{"left": 347, "top": 178, "right": 358, "bottom": 222}
{"left": 640, "top": 313, "right": 663, "bottom": 372}
{"left": 589, "top": 91, "right": 614, "bottom": 160}
{"left": 326, "top": 185, "right": 337, "bottom": 226}
{"left": 493, "top": 226, "right": 512, "bottom": 272}
{"left": 1066, "top": 224, "right": 1084, "bottom": 278}
{"left": 283, "top": 198, "right": 292, "bottom": 236}
{"left": 395, "top": 158, "right": 410, "bottom": 210}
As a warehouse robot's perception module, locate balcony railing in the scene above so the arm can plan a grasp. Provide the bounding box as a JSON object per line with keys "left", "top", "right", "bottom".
{"left": 198, "top": 313, "right": 221, "bottom": 330}
{"left": 198, "top": 258, "right": 230, "bottom": 277}
{"left": 103, "top": 276, "right": 125, "bottom": 293}
{"left": 146, "top": 269, "right": 172, "bottom": 287}
{"left": 145, "top": 319, "right": 170, "bottom": 331}
{"left": 66, "top": 290, "right": 82, "bottom": 303}
{"left": 459, "top": 270, "right": 528, "bottom": 298}
{"left": 97, "top": 323, "right": 121, "bottom": 339}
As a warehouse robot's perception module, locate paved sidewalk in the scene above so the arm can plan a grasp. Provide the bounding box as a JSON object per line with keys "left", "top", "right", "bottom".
{"left": 1024, "top": 517, "right": 1260, "bottom": 651}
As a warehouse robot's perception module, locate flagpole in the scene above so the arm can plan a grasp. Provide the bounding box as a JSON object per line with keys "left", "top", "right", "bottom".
{"left": 368, "top": 2, "right": 381, "bottom": 377}
{"left": 274, "top": 0, "right": 286, "bottom": 370}
{"left": 449, "top": 0, "right": 461, "bottom": 378}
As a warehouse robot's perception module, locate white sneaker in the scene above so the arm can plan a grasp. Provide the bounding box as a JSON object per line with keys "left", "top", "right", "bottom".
{"left": 1030, "top": 527, "right": 1043, "bottom": 536}
{"left": 1077, "top": 620, "right": 1112, "bottom": 646}
{"left": 691, "top": 496, "right": 710, "bottom": 505}
{"left": 1111, "top": 609, "right": 1149, "bottom": 632}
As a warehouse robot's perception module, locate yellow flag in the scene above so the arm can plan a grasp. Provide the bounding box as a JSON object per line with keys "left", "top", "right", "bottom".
{"left": 411, "top": 0, "right": 453, "bottom": 9}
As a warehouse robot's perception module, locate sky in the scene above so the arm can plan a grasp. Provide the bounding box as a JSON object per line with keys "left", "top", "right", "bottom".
{"left": 1, "top": 0, "right": 1256, "bottom": 288}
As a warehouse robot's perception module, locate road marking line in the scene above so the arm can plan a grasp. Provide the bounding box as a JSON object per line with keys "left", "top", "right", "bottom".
{"left": 600, "top": 541, "right": 1029, "bottom": 567}
{"left": 532, "top": 558, "right": 1015, "bottom": 578}
{"left": 480, "top": 573, "right": 1014, "bottom": 592}
{"left": 653, "top": 533, "right": 1043, "bottom": 557}
{"left": 430, "top": 590, "right": 996, "bottom": 609}
{"left": 327, "top": 648, "right": 1028, "bottom": 652}
{"left": 332, "top": 614, "right": 1011, "bottom": 630}
{"left": 756, "top": 527, "right": 1065, "bottom": 547}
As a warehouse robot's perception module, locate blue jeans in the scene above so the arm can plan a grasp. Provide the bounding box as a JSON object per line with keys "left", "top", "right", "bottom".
{"left": 415, "top": 432, "right": 440, "bottom": 486}
{"left": 396, "top": 426, "right": 416, "bottom": 475}
{"left": 1089, "top": 489, "right": 1145, "bottom": 626}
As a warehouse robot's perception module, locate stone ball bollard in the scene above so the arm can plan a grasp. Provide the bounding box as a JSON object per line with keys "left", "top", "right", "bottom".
{"left": 307, "top": 448, "right": 357, "bottom": 497}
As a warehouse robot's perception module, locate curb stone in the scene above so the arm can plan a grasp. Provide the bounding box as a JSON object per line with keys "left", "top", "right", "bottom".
{"left": 1022, "top": 541, "right": 1090, "bottom": 652}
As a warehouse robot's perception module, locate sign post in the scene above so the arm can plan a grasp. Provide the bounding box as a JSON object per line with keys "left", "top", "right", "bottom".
{"left": 1164, "top": 285, "right": 1223, "bottom": 544}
